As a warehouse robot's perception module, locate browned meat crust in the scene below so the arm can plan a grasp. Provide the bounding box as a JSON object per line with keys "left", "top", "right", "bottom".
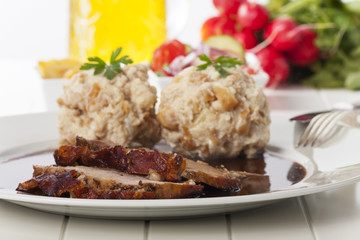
{"left": 63, "top": 137, "right": 270, "bottom": 192}
{"left": 182, "top": 159, "right": 270, "bottom": 192}
{"left": 17, "top": 170, "right": 155, "bottom": 199}
{"left": 17, "top": 165, "right": 203, "bottom": 199}
{"left": 54, "top": 144, "right": 186, "bottom": 182}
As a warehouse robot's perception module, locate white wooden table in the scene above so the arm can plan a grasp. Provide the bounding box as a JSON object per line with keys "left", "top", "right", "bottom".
{"left": 1, "top": 61, "right": 360, "bottom": 240}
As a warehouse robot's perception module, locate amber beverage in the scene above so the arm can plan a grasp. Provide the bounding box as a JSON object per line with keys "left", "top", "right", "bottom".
{"left": 69, "top": 0, "right": 167, "bottom": 63}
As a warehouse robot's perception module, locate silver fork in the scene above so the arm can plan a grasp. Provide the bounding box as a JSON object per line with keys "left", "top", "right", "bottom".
{"left": 296, "top": 110, "right": 352, "bottom": 148}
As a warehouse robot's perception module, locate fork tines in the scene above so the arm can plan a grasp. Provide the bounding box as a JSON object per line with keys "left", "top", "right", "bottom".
{"left": 296, "top": 111, "right": 349, "bottom": 148}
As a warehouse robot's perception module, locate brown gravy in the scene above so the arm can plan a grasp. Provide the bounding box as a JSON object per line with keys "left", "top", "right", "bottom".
{"left": 202, "top": 152, "right": 307, "bottom": 197}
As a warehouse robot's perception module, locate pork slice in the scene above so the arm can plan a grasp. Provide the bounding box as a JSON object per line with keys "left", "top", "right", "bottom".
{"left": 54, "top": 144, "right": 186, "bottom": 182}
{"left": 72, "top": 137, "right": 270, "bottom": 193}
{"left": 17, "top": 165, "right": 203, "bottom": 199}
{"left": 182, "top": 159, "right": 270, "bottom": 192}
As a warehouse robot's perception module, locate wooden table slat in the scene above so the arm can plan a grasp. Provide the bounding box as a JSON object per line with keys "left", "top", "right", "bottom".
{"left": 63, "top": 217, "right": 145, "bottom": 240}
{"left": 148, "top": 216, "right": 229, "bottom": 240}
{"left": 0, "top": 200, "right": 64, "bottom": 240}
{"left": 304, "top": 183, "right": 360, "bottom": 240}
{"left": 230, "top": 198, "right": 315, "bottom": 240}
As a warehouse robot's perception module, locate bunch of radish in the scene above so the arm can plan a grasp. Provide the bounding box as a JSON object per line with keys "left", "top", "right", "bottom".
{"left": 202, "top": 0, "right": 319, "bottom": 87}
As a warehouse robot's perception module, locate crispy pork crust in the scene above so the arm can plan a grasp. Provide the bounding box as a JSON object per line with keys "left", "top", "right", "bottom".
{"left": 55, "top": 137, "right": 270, "bottom": 192}
{"left": 182, "top": 159, "right": 270, "bottom": 192}
{"left": 54, "top": 144, "right": 186, "bottom": 182}
{"left": 17, "top": 165, "right": 203, "bottom": 199}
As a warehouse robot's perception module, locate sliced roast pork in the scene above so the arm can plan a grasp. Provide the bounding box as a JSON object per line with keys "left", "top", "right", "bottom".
{"left": 182, "top": 160, "right": 269, "bottom": 192}
{"left": 54, "top": 144, "right": 186, "bottom": 182}
{"left": 17, "top": 165, "right": 203, "bottom": 199}
{"left": 54, "top": 137, "right": 270, "bottom": 193}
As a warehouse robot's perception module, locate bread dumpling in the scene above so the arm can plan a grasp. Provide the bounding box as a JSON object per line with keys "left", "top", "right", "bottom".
{"left": 57, "top": 64, "right": 161, "bottom": 148}
{"left": 157, "top": 65, "right": 270, "bottom": 160}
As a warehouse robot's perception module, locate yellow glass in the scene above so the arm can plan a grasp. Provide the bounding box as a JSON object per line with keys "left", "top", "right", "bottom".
{"left": 69, "top": 0, "right": 167, "bottom": 63}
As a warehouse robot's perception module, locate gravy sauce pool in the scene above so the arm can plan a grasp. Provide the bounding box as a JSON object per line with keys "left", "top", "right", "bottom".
{"left": 202, "top": 152, "right": 307, "bottom": 197}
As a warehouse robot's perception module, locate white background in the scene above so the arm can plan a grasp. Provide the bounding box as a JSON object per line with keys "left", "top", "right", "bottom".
{"left": 0, "top": 0, "right": 218, "bottom": 61}
{"left": 0, "top": 0, "right": 219, "bottom": 116}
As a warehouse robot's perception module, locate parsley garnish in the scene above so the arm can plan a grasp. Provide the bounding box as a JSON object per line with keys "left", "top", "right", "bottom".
{"left": 80, "top": 47, "right": 133, "bottom": 80}
{"left": 197, "top": 54, "right": 243, "bottom": 78}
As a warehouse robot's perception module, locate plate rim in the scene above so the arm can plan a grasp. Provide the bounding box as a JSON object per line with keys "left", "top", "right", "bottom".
{"left": 1, "top": 111, "right": 360, "bottom": 218}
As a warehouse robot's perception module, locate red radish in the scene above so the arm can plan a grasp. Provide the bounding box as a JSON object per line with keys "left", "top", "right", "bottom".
{"left": 236, "top": 2, "right": 269, "bottom": 31}
{"left": 217, "top": 17, "right": 238, "bottom": 36}
{"left": 255, "top": 47, "right": 290, "bottom": 87}
{"left": 232, "top": 30, "right": 258, "bottom": 49}
{"left": 286, "top": 29, "right": 319, "bottom": 66}
{"left": 263, "top": 17, "right": 301, "bottom": 51}
{"left": 213, "top": 0, "right": 245, "bottom": 19}
{"left": 298, "top": 27, "right": 317, "bottom": 42}
{"left": 287, "top": 41, "right": 318, "bottom": 66}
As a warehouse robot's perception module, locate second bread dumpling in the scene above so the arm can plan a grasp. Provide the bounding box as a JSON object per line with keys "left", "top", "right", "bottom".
{"left": 157, "top": 66, "right": 270, "bottom": 160}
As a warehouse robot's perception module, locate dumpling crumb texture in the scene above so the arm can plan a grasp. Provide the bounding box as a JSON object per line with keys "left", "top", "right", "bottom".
{"left": 57, "top": 64, "right": 161, "bottom": 148}
{"left": 157, "top": 66, "right": 270, "bottom": 160}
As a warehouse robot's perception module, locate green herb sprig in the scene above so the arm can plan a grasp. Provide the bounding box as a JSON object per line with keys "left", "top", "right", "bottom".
{"left": 197, "top": 54, "right": 243, "bottom": 78}
{"left": 80, "top": 47, "right": 133, "bottom": 80}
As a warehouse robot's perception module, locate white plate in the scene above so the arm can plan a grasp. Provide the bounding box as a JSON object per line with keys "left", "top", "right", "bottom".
{"left": 0, "top": 112, "right": 360, "bottom": 219}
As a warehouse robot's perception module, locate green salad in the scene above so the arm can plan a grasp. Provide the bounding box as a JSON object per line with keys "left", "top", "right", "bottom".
{"left": 267, "top": 0, "right": 360, "bottom": 90}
